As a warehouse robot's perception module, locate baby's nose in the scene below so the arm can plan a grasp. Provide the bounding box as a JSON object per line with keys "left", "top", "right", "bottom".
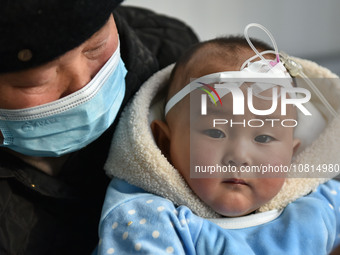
{"left": 223, "top": 140, "right": 252, "bottom": 167}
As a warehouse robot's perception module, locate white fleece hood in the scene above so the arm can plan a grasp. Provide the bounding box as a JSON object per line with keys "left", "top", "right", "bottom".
{"left": 105, "top": 56, "right": 340, "bottom": 218}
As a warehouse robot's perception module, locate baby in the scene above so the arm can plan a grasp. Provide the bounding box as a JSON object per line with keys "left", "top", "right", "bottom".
{"left": 95, "top": 34, "right": 340, "bottom": 254}
{"left": 151, "top": 36, "right": 300, "bottom": 217}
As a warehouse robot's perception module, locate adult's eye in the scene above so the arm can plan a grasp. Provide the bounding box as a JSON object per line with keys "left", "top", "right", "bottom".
{"left": 83, "top": 41, "right": 107, "bottom": 59}
{"left": 203, "top": 129, "right": 226, "bottom": 139}
{"left": 254, "top": 135, "right": 275, "bottom": 143}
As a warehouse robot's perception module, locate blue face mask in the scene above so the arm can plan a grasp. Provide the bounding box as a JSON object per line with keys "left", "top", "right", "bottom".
{"left": 0, "top": 44, "right": 127, "bottom": 157}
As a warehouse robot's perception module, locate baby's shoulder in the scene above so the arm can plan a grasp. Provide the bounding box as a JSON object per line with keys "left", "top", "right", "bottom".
{"left": 312, "top": 179, "right": 340, "bottom": 202}
{"left": 290, "top": 179, "right": 340, "bottom": 216}
{"left": 103, "top": 178, "right": 199, "bottom": 223}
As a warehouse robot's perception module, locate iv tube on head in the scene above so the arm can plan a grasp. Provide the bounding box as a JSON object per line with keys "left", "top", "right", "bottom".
{"left": 165, "top": 23, "right": 338, "bottom": 118}
{"left": 246, "top": 24, "right": 337, "bottom": 118}
{"left": 244, "top": 23, "right": 280, "bottom": 67}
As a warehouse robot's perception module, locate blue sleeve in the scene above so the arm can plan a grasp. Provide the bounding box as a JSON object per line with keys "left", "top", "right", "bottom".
{"left": 96, "top": 194, "right": 203, "bottom": 255}
{"left": 316, "top": 180, "right": 340, "bottom": 249}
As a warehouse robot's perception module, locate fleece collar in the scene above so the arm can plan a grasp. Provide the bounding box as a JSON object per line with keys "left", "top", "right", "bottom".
{"left": 105, "top": 57, "right": 340, "bottom": 218}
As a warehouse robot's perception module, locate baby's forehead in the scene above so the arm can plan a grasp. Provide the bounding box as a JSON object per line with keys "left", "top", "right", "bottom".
{"left": 183, "top": 46, "right": 254, "bottom": 80}
{"left": 218, "top": 83, "right": 297, "bottom": 116}
{"left": 168, "top": 45, "right": 257, "bottom": 102}
{"left": 166, "top": 41, "right": 295, "bottom": 120}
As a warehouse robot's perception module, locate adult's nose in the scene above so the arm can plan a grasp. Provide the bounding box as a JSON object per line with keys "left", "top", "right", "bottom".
{"left": 59, "top": 55, "right": 93, "bottom": 98}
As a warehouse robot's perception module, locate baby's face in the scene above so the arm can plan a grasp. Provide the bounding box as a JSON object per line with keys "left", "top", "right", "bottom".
{"left": 166, "top": 84, "right": 299, "bottom": 217}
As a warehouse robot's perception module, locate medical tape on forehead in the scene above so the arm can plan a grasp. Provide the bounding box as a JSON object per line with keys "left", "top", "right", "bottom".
{"left": 164, "top": 61, "right": 293, "bottom": 116}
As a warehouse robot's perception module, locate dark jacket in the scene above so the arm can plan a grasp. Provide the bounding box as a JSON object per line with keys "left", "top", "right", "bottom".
{"left": 0, "top": 6, "right": 198, "bottom": 255}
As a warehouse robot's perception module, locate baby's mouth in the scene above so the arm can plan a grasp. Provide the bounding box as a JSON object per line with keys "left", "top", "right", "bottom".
{"left": 222, "top": 178, "right": 248, "bottom": 185}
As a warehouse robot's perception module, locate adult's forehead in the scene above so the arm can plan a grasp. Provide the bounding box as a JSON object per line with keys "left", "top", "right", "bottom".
{"left": 0, "top": 0, "right": 123, "bottom": 74}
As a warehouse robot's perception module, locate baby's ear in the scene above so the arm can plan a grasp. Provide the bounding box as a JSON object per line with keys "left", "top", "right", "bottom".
{"left": 151, "top": 120, "right": 171, "bottom": 160}
{"left": 293, "top": 138, "right": 301, "bottom": 155}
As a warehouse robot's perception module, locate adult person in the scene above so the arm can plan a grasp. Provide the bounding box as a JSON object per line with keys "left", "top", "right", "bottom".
{"left": 0, "top": 1, "right": 198, "bottom": 254}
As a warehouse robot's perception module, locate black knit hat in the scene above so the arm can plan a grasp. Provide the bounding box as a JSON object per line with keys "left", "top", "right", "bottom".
{"left": 0, "top": 0, "right": 123, "bottom": 74}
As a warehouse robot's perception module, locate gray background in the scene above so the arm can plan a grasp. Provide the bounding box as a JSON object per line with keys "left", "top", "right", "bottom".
{"left": 123, "top": 0, "right": 340, "bottom": 75}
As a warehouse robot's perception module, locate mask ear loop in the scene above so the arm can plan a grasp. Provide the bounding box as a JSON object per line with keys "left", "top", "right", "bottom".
{"left": 244, "top": 23, "right": 280, "bottom": 67}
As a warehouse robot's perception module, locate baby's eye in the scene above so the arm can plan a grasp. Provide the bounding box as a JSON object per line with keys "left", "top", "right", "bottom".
{"left": 254, "top": 135, "right": 275, "bottom": 143}
{"left": 203, "top": 129, "right": 226, "bottom": 138}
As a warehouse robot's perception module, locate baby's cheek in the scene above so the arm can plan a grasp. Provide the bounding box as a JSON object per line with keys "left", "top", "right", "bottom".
{"left": 261, "top": 178, "right": 285, "bottom": 196}
{"left": 191, "top": 140, "right": 217, "bottom": 164}
{"left": 192, "top": 153, "right": 213, "bottom": 170}
{"left": 260, "top": 150, "right": 292, "bottom": 166}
